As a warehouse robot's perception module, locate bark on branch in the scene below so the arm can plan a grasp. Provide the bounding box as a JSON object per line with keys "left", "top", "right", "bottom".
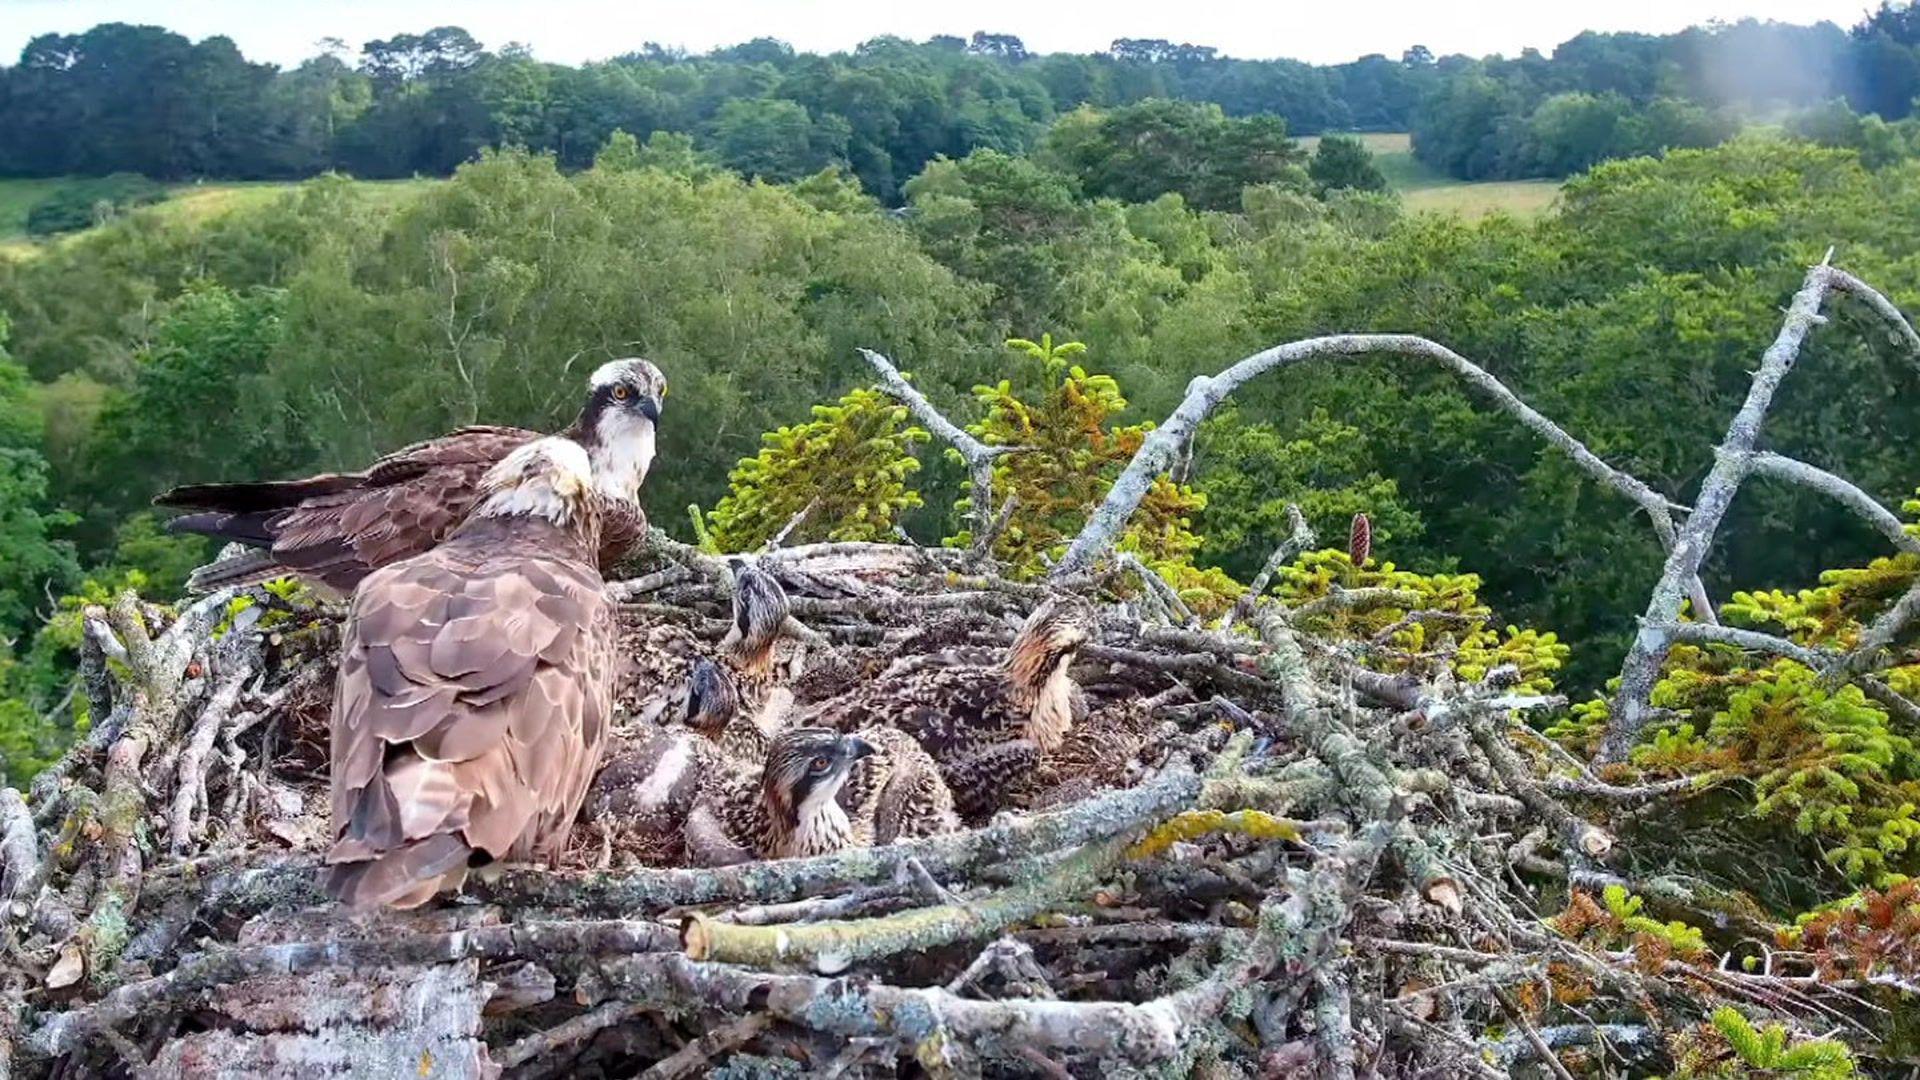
{"left": 1604, "top": 261, "right": 1920, "bottom": 762}
{"left": 1047, "top": 333, "right": 1701, "bottom": 628}
{"left": 1746, "top": 451, "right": 1920, "bottom": 556}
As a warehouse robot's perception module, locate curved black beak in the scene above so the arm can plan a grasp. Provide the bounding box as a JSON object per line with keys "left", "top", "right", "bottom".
{"left": 637, "top": 394, "right": 661, "bottom": 424}
{"left": 844, "top": 736, "right": 878, "bottom": 762}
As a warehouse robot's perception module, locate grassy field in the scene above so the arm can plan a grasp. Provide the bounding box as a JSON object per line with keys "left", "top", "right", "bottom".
{"left": 1299, "top": 132, "right": 1560, "bottom": 219}
{"left": 0, "top": 177, "right": 436, "bottom": 258}
{"left": 0, "top": 178, "right": 74, "bottom": 240}
{"left": 3, "top": 138, "right": 1551, "bottom": 255}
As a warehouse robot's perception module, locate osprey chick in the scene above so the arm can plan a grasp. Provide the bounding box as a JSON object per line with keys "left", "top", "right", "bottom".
{"left": 156, "top": 358, "right": 665, "bottom": 595}
{"left": 323, "top": 437, "right": 616, "bottom": 909}
{"left": 687, "top": 717, "right": 959, "bottom": 865}
{"left": 807, "top": 595, "right": 1097, "bottom": 820}
{"left": 584, "top": 560, "right": 796, "bottom": 865}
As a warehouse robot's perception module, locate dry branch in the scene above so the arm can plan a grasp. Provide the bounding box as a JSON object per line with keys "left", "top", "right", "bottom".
{"left": 1227, "top": 504, "right": 1314, "bottom": 626}
{"left": 1746, "top": 451, "right": 1920, "bottom": 556}
{"left": 1604, "top": 260, "right": 1920, "bottom": 762}
{"left": 1049, "top": 332, "right": 1702, "bottom": 623}
{"left": 859, "top": 348, "right": 1024, "bottom": 558}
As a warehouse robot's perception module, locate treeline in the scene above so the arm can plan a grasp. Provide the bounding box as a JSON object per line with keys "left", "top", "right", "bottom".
{"left": 0, "top": 25, "right": 1425, "bottom": 202}
{"left": 1412, "top": 10, "right": 1920, "bottom": 178}
{"left": 7, "top": 8, "right": 1920, "bottom": 197}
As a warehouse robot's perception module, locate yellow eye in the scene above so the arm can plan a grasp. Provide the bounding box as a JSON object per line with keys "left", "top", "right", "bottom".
{"left": 612, "top": 385, "right": 631, "bottom": 401}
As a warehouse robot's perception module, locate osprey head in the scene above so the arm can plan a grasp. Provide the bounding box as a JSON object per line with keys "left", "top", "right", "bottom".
{"left": 575, "top": 358, "right": 666, "bottom": 503}
{"left": 722, "top": 558, "right": 790, "bottom": 678}
{"left": 1008, "top": 594, "right": 1097, "bottom": 672}
{"left": 760, "top": 727, "right": 876, "bottom": 854}
{"left": 1002, "top": 594, "right": 1095, "bottom": 751}
{"left": 682, "top": 657, "right": 740, "bottom": 736}
{"left": 471, "top": 437, "right": 597, "bottom": 529}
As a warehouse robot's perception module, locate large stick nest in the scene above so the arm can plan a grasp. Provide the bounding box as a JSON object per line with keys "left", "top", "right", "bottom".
{"left": 8, "top": 258, "right": 1920, "bottom": 1077}
{"left": 0, "top": 536, "right": 1873, "bottom": 1080}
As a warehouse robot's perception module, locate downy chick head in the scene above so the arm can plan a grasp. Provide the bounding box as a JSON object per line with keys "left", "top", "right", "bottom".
{"left": 682, "top": 656, "right": 740, "bottom": 738}
{"left": 759, "top": 727, "right": 877, "bottom": 855}
{"left": 723, "top": 558, "right": 790, "bottom": 678}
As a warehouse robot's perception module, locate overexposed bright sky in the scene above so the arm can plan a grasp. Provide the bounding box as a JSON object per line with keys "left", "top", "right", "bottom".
{"left": 0, "top": 0, "right": 1870, "bottom": 67}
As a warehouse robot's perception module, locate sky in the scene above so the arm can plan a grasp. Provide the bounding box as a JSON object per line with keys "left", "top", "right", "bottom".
{"left": 0, "top": 0, "right": 1873, "bottom": 68}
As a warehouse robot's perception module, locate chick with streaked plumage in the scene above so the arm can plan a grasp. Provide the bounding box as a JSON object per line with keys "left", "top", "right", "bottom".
{"left": 802, "top": 594, "right": 1098, "bottom": 821}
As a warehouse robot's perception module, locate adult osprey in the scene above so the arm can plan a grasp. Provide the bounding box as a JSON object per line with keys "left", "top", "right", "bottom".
{"left": 324, "top": 436, "right": 616, "bottom": 909}
{"left": 154, "top": 358, "right": 665, "bottom": 596}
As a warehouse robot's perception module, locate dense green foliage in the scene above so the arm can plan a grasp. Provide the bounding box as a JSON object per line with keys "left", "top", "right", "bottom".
{"left": 22, "top": 174, "right": 168, "bottom": 236}
{"left": 1038, "top": 101, "right": 1307, "bottom": 210}
{"left": 8, "top": 8, "right": 1920, "bottom": 199}
{"left": 0, "top": 110, "right": 1916, "bottom": 803}
{"left": 702, "top": 386, "right": 928, "bottom": 551}
{"left": 1308, "top": 135, "right": 1390, "bottom": 193}
{"left": 1410, "top": 7, "right": 1920, "bottom": 180}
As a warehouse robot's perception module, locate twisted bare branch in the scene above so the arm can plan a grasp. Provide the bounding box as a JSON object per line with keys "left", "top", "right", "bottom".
{"left": 1605, "top": 262, "right": 1920, "bottom": 761}
{"left": 1746, "top": 451, "right": 1920, "bottom": 556}
{"left": 858, "top": 348, "right": 1024, "bottom": 557}
{"left": 1046, "top": 334, "right": 1703, "bottom": 623}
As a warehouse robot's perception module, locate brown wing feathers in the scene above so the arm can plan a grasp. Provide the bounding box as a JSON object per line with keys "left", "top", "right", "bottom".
{"left": 325, "top": 519, "right": 613, "bottom": 909}
{"left": 159, "top": 426, "right": 539, "bottom": 594}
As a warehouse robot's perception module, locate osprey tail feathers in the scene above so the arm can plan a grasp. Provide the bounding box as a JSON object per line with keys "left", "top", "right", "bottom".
{"left": 321, "top": 832, "right": 473, "bottom": 910}
{"left": 183, "top": 548, "right": 288, "bottom": 594}
{"left": 154, "top": 474, "right": 361, "bottom": 514}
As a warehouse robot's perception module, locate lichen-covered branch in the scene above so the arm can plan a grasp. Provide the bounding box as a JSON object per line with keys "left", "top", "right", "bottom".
{"left": 1746, "top": 451, "right": 1920, "bottom": 556}
{"left": 683, "top": 832, "right": 1140, "bottom": 973}
{"left": 26, "top": 918, "right": 677, "bottom": 1060}
{"left": 0, "top": 787, "right": 36, "bottom": 909}
{"left": 1827, "top": 578, "right": 1920, "bottom": 685}
{"left": 598, "top": 952, "right": 1193, "bottom": 1061}
{"left": 1826, "top": 266, "right": 1920, "bottom": 367}
{"left": 1605, "top": 261, "right": 1864, "bottom": 762}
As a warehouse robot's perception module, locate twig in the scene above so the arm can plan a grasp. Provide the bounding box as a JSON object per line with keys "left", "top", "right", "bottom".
{"left": 1490, "top": 983, "right": 1577, "bottom": 1080}
{"left": 168, "top": 661, "right": 255, "bottom": 855}
{"left": 1117, "top": 552, "right": 1196, "bottom": 627}
{"left": 638, "top": 1012, "right": 772, "bottom": 1080}
{"left": 761, "top": 498, "right": 819, "bottom": 553}
{"left": 499, "top": 1001, "right": 650, "bottom": 1071}
{"left": 1227, "top": 504, "right": 1314, "bottom": 626}
{"left": 858, "top": 349, "right": 1025, "bottom": 552}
